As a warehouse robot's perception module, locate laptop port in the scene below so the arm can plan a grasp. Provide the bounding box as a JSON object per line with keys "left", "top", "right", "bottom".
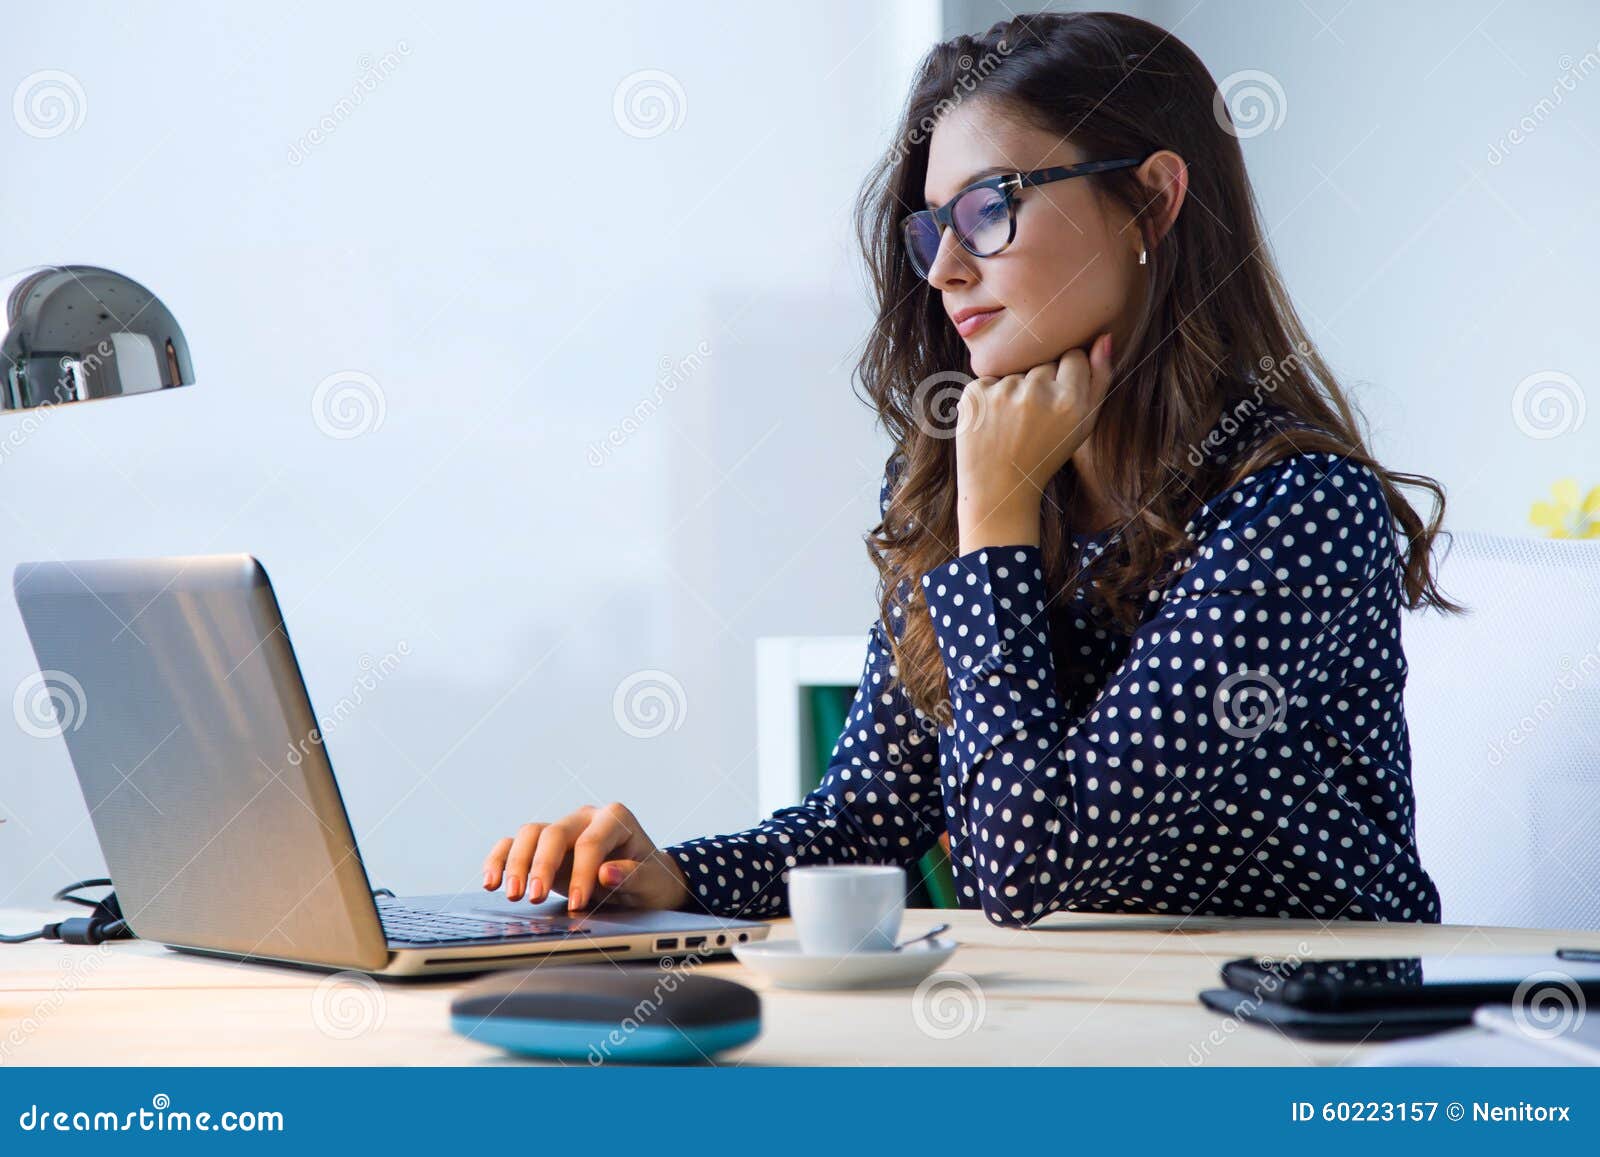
{"left": 685, "top": 935, "right": 707, "bottom": 949}
{"left": 654, "top": 938, "right": 679, "bottom": 950}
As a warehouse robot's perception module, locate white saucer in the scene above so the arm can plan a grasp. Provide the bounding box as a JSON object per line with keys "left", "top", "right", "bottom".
{"left": 730, "top": 937, "right": 959, "bottom": 990}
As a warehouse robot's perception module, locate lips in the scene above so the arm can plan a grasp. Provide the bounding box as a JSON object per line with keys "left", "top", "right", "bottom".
{"left": 952, "top": 306, "right": 1003, "bottom": 338}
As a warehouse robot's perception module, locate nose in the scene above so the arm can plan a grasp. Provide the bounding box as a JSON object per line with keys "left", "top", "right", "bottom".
{"left": 926, "top": 226, "right": 976, "bottom": 291}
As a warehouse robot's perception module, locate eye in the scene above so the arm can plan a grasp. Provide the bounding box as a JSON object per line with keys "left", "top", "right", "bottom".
{"left": 977, "top": 196, "right": 1009, "bottom": 223}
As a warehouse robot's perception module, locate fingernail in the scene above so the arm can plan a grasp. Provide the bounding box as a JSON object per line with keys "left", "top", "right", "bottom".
{"left": 570, "top": 888, "right": 585, "bottom": 910}
{"left": 529, "top": 876, "right": 543, "bottom": 902}
{"left": 507, "top": 873, "right": 521, "bottom": 898}
{"left": 600, "top": 864, "right": 618, "bottom": 886}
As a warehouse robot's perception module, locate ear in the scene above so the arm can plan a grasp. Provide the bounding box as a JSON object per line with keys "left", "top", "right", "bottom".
{"left": 1133, "top": 149, "right": 1188, "bottom": 255}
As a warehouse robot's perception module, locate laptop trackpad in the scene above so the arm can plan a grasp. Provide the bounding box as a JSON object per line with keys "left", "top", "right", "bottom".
{"left": 404, "top": 891, "right": 732, "bottom": 938}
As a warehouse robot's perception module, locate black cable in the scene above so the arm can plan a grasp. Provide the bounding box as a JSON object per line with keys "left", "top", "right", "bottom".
{"left": 0, "top": 877, "right": 135, "bottom": 945}
{"left": 2, "top": 879, "right": 396, "bottom": 944}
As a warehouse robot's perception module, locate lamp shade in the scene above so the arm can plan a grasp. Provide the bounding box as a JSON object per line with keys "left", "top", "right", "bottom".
{"left": 1, "top": 264, "right": 194, "bottom": 412}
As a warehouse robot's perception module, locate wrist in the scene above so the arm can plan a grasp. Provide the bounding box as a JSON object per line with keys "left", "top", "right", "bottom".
{"left": 957, "top": 493, "right": 1041, "bottom": 553}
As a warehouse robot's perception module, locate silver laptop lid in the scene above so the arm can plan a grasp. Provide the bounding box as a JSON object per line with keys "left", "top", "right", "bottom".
{"left": 13, "top": 554, "right": 390, "bottom": 971}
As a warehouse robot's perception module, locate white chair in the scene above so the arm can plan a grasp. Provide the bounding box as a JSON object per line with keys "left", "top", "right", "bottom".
{"left": 1403, "top": 532, "right": 1600, "bottom": 930}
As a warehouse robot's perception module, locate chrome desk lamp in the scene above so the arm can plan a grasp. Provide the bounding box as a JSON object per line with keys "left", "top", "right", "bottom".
{"left": 1, "top": 264, "right": 193, "bottom": 412}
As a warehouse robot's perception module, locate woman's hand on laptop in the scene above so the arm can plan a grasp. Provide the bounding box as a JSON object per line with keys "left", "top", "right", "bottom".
{"left": 482, "top": 802, "right": 693, "bottom": 914}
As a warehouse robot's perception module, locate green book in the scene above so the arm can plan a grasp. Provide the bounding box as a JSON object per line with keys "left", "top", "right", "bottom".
{"left": 804, "top": 685, "right": 957, "bottom": 909}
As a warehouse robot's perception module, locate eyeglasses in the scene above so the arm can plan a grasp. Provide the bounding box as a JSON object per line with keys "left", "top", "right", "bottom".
{"left": 900, "top": 157, "right": 1147, "bottom": 280}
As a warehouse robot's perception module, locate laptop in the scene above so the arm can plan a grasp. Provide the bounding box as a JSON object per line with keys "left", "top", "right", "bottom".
{"left": 12, "top": 554, "right": 768, "bottom": 977}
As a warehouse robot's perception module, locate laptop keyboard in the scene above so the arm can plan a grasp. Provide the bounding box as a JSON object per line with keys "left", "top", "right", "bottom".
{"left": 376, "top": 901, "right": 571, "bottom": 945}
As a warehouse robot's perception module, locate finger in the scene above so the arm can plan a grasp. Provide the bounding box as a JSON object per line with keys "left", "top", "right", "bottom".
{"left": 594, "top": 858, "right": 644, "bottom": 907}
{"left": 1022, "top": 361, "right": 1056, "bottom": 390}
{"left": 1088, "top": 332, "right": 1113, "bottom": 392}
{"left": 1054, "top": 347, "right": 1089, "bottom": 385}
{"left": 503, "top": 824, "right": 545, "bottom": 900}
{"left": 482, "top": 837, "right": 514, "bottom": 890}
{"left": 528, "top": 820, "right": 581, "bottom": 904}
{"left": 568, "top": 807, "right": 628, "bottom": 911}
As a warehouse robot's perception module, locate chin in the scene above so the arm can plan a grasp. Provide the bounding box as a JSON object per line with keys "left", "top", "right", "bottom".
{"left": 968, "top": 343, "right": 1039, "bottom": 378}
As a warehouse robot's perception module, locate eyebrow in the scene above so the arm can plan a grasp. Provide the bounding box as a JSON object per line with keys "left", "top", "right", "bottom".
{"left": 925, "top": 165, "right": 1013, "bottom": 209}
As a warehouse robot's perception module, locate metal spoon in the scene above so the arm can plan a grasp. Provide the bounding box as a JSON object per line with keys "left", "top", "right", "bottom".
{"left": 894, "top": 922, "right": 950, "bottom": 951}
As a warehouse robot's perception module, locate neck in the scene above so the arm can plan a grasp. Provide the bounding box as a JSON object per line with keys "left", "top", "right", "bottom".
{"left": 1069, "top": 439, "right": 1117, "bottom": 534}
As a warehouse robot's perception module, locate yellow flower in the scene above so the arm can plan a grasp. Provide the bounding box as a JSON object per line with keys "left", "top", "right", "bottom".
{"left": 1530, "top": 479, "right": 1600, "bottom": 539}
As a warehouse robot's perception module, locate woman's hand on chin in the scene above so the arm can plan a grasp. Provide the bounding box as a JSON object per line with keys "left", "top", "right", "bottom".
{"left": 954, "top": 332, "right": 1114, "bottom": 552}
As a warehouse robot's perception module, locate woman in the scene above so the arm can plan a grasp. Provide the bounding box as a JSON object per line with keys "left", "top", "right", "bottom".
{"left": 483, "top": 11, "right": 1455, "bottom": 927}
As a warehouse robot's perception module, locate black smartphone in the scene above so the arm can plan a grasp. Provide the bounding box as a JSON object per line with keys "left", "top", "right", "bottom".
{"left": 1220, "top": 952, "right": 1600, "bottom": 1012}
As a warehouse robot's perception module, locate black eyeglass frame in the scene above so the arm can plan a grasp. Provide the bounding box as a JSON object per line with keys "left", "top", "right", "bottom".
{"left": 901, "top": 156, "right": 1149, "bottom": 278}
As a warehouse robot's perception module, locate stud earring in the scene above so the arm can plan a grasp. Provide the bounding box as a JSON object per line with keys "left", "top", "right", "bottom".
{"left": 1138, "top": 246, "right": 1148, "bottom": 266}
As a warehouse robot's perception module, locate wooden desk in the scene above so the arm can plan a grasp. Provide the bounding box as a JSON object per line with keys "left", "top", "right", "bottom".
{"left": 1, "top": 906, "right": 1587, "bottom": 1066}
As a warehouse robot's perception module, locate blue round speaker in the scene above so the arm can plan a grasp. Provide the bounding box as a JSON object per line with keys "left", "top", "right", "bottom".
{"left": 449, "top": 966, "right": 761, "bottom": 1064}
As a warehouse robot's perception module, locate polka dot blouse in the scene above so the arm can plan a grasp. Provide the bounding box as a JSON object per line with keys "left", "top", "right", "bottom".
{"left": 666, "top": 407, "right": 1443, "bottom": 927}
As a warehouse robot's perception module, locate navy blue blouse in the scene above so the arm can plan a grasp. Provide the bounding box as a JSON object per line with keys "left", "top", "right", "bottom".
{"left": 666, "top": 407, "right": 1442, "bottom": 927}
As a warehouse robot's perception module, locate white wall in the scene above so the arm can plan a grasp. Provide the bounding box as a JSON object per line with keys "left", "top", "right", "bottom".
{"left": 0, "top": 0, "right": 939, "bottom": 904}
{"left": 1137, "top": 0, "right": 1600, "bottom": 530}
{"left": 3, "top": 0, "right": 1592, "bottom": 908}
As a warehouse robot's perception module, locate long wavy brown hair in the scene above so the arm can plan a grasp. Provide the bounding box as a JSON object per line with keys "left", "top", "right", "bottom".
{"left": 854, "top": 10, "right": 1457, "bottom": 725}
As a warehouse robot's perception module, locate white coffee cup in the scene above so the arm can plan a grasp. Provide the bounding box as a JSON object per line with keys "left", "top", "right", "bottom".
{"left": 787, "top": 864, "right": 906, "bottom": 955}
